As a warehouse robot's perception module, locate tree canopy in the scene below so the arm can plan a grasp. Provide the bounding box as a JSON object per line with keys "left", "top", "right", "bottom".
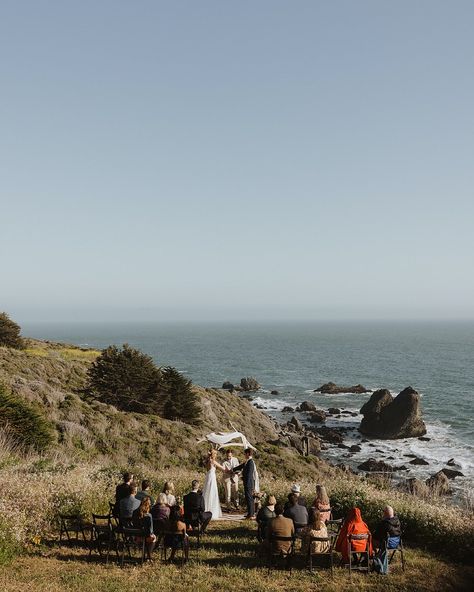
{"left": 0, "top": 383, "right": 54, "bottom": 451}
{"left": 0, "top": 312, "right": 24, "bottom": 349}
{"left": 87, "top": 344, "right": 163, "bottom": 414}
{"left": 161, "top": 366, "right": 202, "bottom": 425}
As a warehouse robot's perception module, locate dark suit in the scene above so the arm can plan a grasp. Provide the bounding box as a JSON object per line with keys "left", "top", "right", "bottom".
{"left": 183, "top": 491, "right": 212, "bottom": 533}
{"left": 235, "top": 458, "right": 256, "bottom": 517}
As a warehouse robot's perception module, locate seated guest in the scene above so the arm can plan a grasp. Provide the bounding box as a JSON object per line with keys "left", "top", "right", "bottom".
{"left": 136, "top": 479, "right": 154, "bottom": 506}
{"left": 151, "top": 493, "right": 171, "bottom": 523}
{"left": 335, "top": 507, "right": 373, "bottom": 564}
{"left": 311, "top": 484, "right": 331, "bottom": 523}
{"left": 113, "top": 472, "right": 133, "bottom": 517}
{"left": 163, "top": 505, "right": 189, "bottom": 563}
{"left": 256, "top": 495, "right": 276, "bottom": 541}
{"left": 373, "top": 505, "right": 401, "bottom": 549}
{"left": 283, "top": 484, "right": 307, "bottom": 511}
{"left": 284, "top": 493, "right": 309, "bottom": 535}
{"left": 163, "top": 481, "right": 176, "bottom": 506}
{"left": 302, "top": 509, "right": 330, "bottom": 556}
{"left": 267, "top": 503, "right": 295, "bottom": 555}
{"left": 132, "top": 496, "right": 156, "bottom": 560}
{"left": 119, "top": 482, "right": 140, "bottom": 526}
{"left": 183, "top": 480, "right": 212, "bottom": 534}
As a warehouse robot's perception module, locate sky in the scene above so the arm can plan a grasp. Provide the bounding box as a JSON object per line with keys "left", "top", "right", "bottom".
{"left": 1, "top": 0, "right": 473, "bottom": 322}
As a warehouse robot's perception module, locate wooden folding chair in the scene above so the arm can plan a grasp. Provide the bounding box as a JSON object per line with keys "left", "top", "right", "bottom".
{"left": 307, "top": 535, "right": 334, "bottom": 576}
{"left": 161, "top": 530, "right": 187, "bottom": 565}
{"left": 268, "top": 534, "right": 296, "bottom": 573}
{"left": 59, "top": 513, "right": 91, "bottom": 546}
{"left": 347, "top": 533, "right": 371, "bottom": 579}
{"left": 119, "top": 526, "right": 147, "bottom": 567}
{"left": 88, "top": 513, "right": 118, "bottom": 564}
{"left": 387, "top": 533, "right": 406, "bottom": 571}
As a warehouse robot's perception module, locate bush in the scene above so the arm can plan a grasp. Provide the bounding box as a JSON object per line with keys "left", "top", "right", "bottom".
{"left": 162, "top": 366, "right": 202, "bottom": 425}
{"left": 0, "top": 312, "right": 24, "bottom": 349}
{"left": 87, "top": 344, "right": 164, "bottom": 414}
{"left": 0, "top": 384, "right": 54, "bottom": 452}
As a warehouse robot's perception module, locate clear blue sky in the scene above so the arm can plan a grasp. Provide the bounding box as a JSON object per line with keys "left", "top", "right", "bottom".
{"left": 1, "top": 0, "right": 473, "bottom": 321}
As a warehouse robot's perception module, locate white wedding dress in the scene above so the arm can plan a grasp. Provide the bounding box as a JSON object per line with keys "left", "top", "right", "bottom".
{"left": 202, "top": 464, "right": 222, "bottom": 520}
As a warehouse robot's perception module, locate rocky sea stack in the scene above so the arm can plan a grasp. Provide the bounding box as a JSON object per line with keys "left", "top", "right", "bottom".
{"left": 359, "top": 386, "right": 427, "bottom": 439}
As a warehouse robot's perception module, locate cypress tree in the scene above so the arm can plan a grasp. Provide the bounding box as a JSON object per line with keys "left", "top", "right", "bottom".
{"left": 0, "top": 312, "right": 24, "bottom": 349}
{"left": 161, "top": 366, "right": 202, "bottom": 425}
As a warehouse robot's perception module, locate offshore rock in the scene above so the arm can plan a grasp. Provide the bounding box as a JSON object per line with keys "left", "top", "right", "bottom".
{"left": 297, "top": 401, "right": 317, "bottom": 412}
{"left": 426, "top": 471, "right": 451, "bottom": 495}
{"left": 307, "top": 410, "right": 327, "bottom": 423}
{"left": 315, "top": 382, "right": 371, "bottom": 394}
{"left": 222, "top": 381, "right": 234, "bottom": 391}
{"left": 357, "top": 458, "right": 394, "bottom": 472}
{"left": 240, "top": 377, "right": 261, "bottom": 391}
{"left": 359, "top": 387, "right": 427, "bottom": 439}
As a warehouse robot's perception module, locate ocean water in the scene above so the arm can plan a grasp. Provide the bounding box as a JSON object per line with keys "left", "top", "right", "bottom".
{"left": 23, "top": 320, "right": 474, "bottom": 490}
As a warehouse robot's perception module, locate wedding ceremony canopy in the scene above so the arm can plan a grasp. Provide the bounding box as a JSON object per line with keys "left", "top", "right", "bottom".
{"left": 197, "top": 430, "right": 257, "bottom": 451}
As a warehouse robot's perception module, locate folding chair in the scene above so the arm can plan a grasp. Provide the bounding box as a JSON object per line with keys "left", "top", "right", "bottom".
{"left": 307, "top": 535, "right": 334, "bottom": 576}
{"left": 184, "top": 514, "right": 201, "bottom": 554}
{"left": 327, "top": 518, "right": 343, "bottom": 541}
{"left": 347, "top": 533, "right": 371, "bottom": 579}
{"left": 59, "top": 513, "right": 91, "bottom": 546}
{"left": 387, "top": 533, "right": 406, "bottom": 571}
{"left": 161, "top": 530, "right": 188, "bottom": 565}
{"left": 268, "top": 534, "right": 296, "bottom": 573}
{"left": 119, "top": 526, "right": 147, "bottom": 567}
{"left": 88, "top": 513, "right": 118, "bottom": 564}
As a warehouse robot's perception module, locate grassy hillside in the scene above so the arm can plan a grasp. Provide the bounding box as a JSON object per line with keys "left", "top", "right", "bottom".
{"left": 1, "top": 338, "right": 474, "bottom": 591}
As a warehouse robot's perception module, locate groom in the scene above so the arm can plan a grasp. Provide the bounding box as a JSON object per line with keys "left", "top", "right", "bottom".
{"left": 233, "top": 448, "right": 258, "bottom": 519}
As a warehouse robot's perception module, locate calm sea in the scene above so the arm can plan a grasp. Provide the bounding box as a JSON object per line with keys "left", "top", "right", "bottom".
{"left": 23, "top": 320, "right": 474, "bottom": 488}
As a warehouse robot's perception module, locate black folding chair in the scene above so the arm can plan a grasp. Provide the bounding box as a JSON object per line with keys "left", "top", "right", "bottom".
{"left": 184, "top": 514, "right": 201, "bottom": 553}
{"left": 307, "top": 536, "right": 334, "bottom": 576}
{"left": 326, "top": 518, "right": 343, "bottom": 541}
{"left": 268, "top": 534, "right": 296, "bottom": 573}
{"left": 119, "top": 526, "right": 147, "bottom": 567}
{"left": 88, "top": 513, "right": 118, "bottom": 564}
{"left": 59, "top": 513, "right": 91, "bottom": 546}
{"left": 347, "top": 533, "right": 372, "bottom": 579}
{"left": 161, "top": 530, "right": 187, "bottom": 565}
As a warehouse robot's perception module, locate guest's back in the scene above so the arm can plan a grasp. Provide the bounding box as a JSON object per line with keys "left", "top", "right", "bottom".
{"left": 284, "top": 494, "right": 308, "bottom": 527}
{"left": 267, "top": 515, "right": 295, "bottom": 554}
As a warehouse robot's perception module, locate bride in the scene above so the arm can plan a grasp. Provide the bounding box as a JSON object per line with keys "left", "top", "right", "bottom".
{"left": 202, "top": 449, "right": 224, "bottom": 520}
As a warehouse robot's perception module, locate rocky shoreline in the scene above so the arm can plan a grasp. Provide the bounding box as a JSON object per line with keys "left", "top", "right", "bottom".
{"left": 222, "top": 377, "right": 467, "bottom": 498}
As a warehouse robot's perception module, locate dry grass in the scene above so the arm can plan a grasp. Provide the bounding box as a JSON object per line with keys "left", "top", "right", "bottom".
{"left": 0, "top": 522, "right": 472, "bottom": 592}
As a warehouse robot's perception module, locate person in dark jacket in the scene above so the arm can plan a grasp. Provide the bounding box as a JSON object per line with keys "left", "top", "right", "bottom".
{"left": 233, "top": 448, "right": 257, "bottom": 519}
{"left": 113, "top": 472, "right": 134, "bottom": 517}
{"left": 373, "top": 505, "right": 401, "bottom": 549}
{"left": 183, "top": 480, "right": 212, "bottom": 533}
{"left": 283, "top": 493, "right": 308, "bottom": 535}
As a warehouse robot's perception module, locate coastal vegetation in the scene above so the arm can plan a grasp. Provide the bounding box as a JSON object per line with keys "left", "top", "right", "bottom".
{"left": 0, "top": 312, "right": 24, "bottom": 350}
{"left": 0, "top": 327, "right": 473, "bottom": 590}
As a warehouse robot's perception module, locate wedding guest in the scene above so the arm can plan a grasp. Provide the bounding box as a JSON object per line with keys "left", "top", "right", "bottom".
{"left": 163, "top": 481, "right": 176, "bottom": 506}
{"left": 373, "top": 505, "right": 401, "bottom": 549}
{"left": 302, "top": 509, "right": 330, "bottom": 555}
{"left": 183, "top": 480, "right": 212, "bottom": 533}
{"left": 132, "top": 496, "right": 156, "bottom": 560}
{"left": 256, "top": 495, "right": 276, "bottom": 540}
{"left": 119, "top": 482, "right": 140, "bottom": 525}
{"left": 284, "top": 493, "right": 308, "bottom": 535}
{"left": 136, "top": 479, "right": 154, "bottom": 506}
{"left": 151, "top": 493, "right": 170, "bottom": 522}
{"left": 113, "top": 472, "right": 133, "bottom": 517}
{"left": 222, "top": 449, "right": 240, "bottom": 511}
{"left": 335, "top": 507, "right": 373, "bottom": 564}
{"left": 283, "top": 484, "right": 307, "bottom": 511}
{"left": 267, "top": 503, "right": 295, "bottom": 555}
{"left": 164, "top": 505, "right": 189, "bottom": 563}
{"left": 311, "top": 484, "right": 331, "bottom": 523}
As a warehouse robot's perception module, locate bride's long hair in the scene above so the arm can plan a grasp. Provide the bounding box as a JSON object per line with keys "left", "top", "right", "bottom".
{"left": 206, "top": 448, "right": 217, "bottom": 467}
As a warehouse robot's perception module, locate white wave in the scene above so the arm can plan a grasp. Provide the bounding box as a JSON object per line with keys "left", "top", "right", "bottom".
{"left": 251, "top": 396, "right": 288, "bottom": 411}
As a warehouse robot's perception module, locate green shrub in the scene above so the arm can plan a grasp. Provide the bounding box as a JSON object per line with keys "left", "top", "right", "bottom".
{"left": 0, "top": 312, "right": 24, "bottom": 349}
{"left": 0, "top": 384, "right": 54, "bottom": 452}
{"left": 0, "top": 519, "right": 20, "bottom": 566}
{"left": 161, "top": 366, "right": 202, "bottom": 425}
{"left": 87, "top": 344, "right": 164, "bottom": 414}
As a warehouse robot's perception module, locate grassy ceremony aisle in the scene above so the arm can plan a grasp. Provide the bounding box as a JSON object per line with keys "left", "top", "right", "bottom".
{"left": 0, "top": 522, "right": 472, "bottom": 592}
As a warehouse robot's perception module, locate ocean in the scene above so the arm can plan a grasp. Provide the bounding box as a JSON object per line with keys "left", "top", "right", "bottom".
{"left": 23, "top": 320, "right": 474, "bottom": 492}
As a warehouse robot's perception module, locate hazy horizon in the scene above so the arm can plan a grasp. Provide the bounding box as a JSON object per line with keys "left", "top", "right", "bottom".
{"left": 2, "top": 1, "right": 473, "bottom": 323}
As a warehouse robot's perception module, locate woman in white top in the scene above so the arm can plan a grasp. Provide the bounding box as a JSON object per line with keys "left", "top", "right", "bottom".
{"left": 162, "top": 481, "right": 176, "bottom": 507}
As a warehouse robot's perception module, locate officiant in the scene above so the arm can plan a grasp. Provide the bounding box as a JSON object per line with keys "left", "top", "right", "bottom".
{"left": 222, "top": 449, "right": 240, "bottom": 511}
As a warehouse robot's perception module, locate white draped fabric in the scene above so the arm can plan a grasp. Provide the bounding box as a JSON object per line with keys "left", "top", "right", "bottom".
{"left": 197, "top": 431, "right": 257, "bottom": 450}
